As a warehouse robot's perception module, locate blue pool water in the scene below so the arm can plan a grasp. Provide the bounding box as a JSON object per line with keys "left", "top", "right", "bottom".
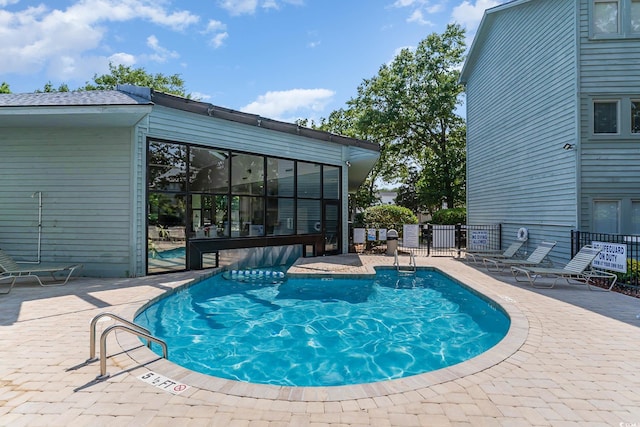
{"left": 135, "top": 268, "right": 510, "bottom": 387}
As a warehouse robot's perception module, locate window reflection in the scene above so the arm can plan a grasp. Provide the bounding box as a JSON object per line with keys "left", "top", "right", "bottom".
{"left": 297, "top": 199, "right": 321, "bottom": 234}
{"left": 147, "top": 140, "right": 343, "bottom": 266}
{"left": 267, "top": 158, "right": 294, "bottom": 197}
{"left": 231, "top": 196, "right": 265, "bottom": 237}
{"left": 148, "top": 141, "right": 187, "bottom": 192}
{"left": 232, "top": 153, "right": 264, "bottom": 196}
{"left": 190, "top": 147, "right": 229, "bottom": 193}
{"left": 594, "top": 1, "right": 619, "bottom": 34}
{"left": 297, "top": 162, "right": 321, "bottom": 198}
{"left": 191, "top": 194, "right": 228, "bottom": 238}
{"left": 266, "top": 198, "right": 294, "bottom": 235}
{"left": 323, "top": 165, "right": 340, "bottom": 199}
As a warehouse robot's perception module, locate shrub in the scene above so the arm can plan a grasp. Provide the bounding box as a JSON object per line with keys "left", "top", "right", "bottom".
{"left": 615, "top": 258, "right": 640, "bottom": 286}
{"left": 431, "top": 208, "right": 466, "bottom": 225}
{"left": 363, "top": 205, "right": 418, "bottom": 231}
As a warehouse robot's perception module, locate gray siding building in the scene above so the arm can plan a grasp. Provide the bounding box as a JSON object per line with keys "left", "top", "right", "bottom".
{"left": 460, "top": 0, "right": 640, "bottom": 261}
{"left": 0, "top": 86, "right": 379, "bottom": 277}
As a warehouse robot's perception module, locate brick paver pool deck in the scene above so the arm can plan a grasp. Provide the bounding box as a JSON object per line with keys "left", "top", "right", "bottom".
{"left": 1, "top": 255, "right": 639, "bottom": 426}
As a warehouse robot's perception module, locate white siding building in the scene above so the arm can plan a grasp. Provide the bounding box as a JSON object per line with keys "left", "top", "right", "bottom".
{"left": 460, "top": 0, "right": 640, "bottom": 261}
{"left": 0, "top": 86, "right": 379, "bottom": 277}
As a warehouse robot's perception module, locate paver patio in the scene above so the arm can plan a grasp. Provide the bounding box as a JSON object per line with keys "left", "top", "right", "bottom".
{"left": 1, "top": 255, "right": 639, "bottom": 426}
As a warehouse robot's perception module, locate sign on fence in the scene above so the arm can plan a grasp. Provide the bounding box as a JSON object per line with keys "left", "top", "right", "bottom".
{"left": 353, "top": 228, "right": 365, "bottom": 244}
{"left": 470, "top": 230, "right": 489, "bottom": 248}
{"left": 378, "top": 228, "right": 387, "bottom": 241}
{"left": 592, "top": 241, "right": 627, "bottom": 273}
{"left": 403, "top": 224, "right": 420, "bottom": 248}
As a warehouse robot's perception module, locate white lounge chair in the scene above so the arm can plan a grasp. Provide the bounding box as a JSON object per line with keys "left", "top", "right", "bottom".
{"left": 483, "top": 241, "right": 556, "bottom": 272}
{"left": 0, "top": 249, "right": 82, "bottom": 294}
{"left": 511, "top": 245, "right": 617, "bottom": 290}
{"left": 462, "top": 240, "right": 525, "bottom": 263}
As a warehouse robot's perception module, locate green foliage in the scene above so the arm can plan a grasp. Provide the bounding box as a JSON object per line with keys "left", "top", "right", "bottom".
{"left": 79, "top": 63, "right": 189, "bottom": 97}
{"left": 0, "top": 82, "right": 10, "bottom": 94}
{"left": 431, "top": 208, "right": 466, "bottom": 225}
{"left": 35, "top": 81, "right": 70, "bottom": 93}
{"left": 363, "top": 205, "right": 417, "bottom": 230}
{"left": 615, "top": 259, "right": 640, "bottom": 286}
{"left": 348, "top": 23, "right": 467, "bottom": 209}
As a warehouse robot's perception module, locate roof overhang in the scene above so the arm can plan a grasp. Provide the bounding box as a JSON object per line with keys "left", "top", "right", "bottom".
{"left": 0, "top": 105, "right": 152, "bottom": 128}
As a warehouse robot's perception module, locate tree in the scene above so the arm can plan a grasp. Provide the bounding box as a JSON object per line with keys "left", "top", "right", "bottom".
{"left": 0, "top": 82, "right": 10, "bottom": 94}
{"left": 349, "top": 23, "right": 467, "bottom": 209}
{"left": 363, "top": 205, "right": 417, "bottom": 231}
{"left": 79, "top": 63, "right": 189, "bottom": 97}
{"left": 35, "top": 81, "right": 70, "bottom": 93}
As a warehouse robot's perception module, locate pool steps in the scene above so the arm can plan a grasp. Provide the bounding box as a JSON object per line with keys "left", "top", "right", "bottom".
{"left": 222, "top": 269, "right": 286, "bottom": 282}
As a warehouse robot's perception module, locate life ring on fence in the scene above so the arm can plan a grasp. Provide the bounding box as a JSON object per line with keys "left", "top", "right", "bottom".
{"left": 517, "top": 227, "right": 529, "bottom": 241}
{"left": 314, "top": 221, "right": 321, "bottom": 232}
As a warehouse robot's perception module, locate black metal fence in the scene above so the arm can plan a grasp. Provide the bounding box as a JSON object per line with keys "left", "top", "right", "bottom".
{"left": 349, "top": 223, "right": 502, "bottom": 257}
{"left": 400, "top": 224, "right": 502, "bottom": 257}
{"left": 571, "top": 230, "right": 640, "bottom": 289}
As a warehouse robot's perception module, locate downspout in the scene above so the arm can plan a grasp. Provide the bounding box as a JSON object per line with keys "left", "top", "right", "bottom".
{"left": 23, "top": 191, "right": 42, "bottom": 264}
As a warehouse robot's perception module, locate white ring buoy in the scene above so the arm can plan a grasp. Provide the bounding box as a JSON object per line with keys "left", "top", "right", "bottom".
{"left": 314, "top": 221, "right": 321, "bottom": 232}
{"left": 517, "top": 227, "right": 528, "bottom": 241}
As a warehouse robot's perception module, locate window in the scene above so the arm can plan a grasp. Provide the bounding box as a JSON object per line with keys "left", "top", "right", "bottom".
{"left": 632, "top": 201, "right": 640, "bottom": 234}
{"left": 266, "top": 198, "right": 294, "bottom": 235}
{"left": 593, "top": 101, "right": 618, "bottom": 134}
{"left": 592, "top": 0, "right": 640, "bottom": 36}
{"left": 323, "top": 165, "right": 340, "bottom": 200}
{"left": 632, "top": 0, "right": 640, "bottom": 31}
{"left": 632, "top": 101, "right": 640, "bottom": 133}
{"left": 594, "top": 0, "right": 619, "bottom": 34}
{"left": 266, "top": 158, "right": 294, "bottom": 197}
{"left": 297, "top": 162, "right": 321, "bottom": 198}
{"left": 147, "top": 140, "right": 344, "bottom": 274}
{"left": 190, "top": 147, "right": 229, "bottom": 193}
{"left": 148, "top": 141, "right": 187, "bottom": 192}
{"left": 231, "top": 153, "right": 264, "bottom": 196}
{"left": 297, "top": 199, "right": 321, "bottom": 234}
{"left": 593, "top": 200, "right": 619, "bottom": 233}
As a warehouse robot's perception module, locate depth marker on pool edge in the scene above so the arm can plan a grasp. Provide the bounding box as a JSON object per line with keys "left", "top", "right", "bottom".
{"left": 138, "top": 371, "right": 189, "bottom": 394}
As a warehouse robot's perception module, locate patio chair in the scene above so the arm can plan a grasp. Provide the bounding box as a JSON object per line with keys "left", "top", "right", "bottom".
{"left": 483, "top": 241, "right": 557, "bottom": 272}
{"left": 0, "top": 249, "right": 82, "bottom": 294}
{"left": 461, "top": 240, "right": 525, "bottom": 263}
{"left": 510, "top": 245, "right": 617, "bottom": 290}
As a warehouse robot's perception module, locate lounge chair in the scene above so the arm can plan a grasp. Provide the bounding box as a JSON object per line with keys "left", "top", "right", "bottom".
{"left": 462, "top": 240, "right": 525, "bottom": 263}
{"left": 0, "top": 249, "right": 82, "bottom": 294}
{"left": 511, "top": 245, "right": 617, "bottom": 290}
{"left": 483, "top": 241, "right": 557, "bottom": 272}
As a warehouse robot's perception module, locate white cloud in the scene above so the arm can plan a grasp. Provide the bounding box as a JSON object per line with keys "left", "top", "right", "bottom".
{"left": 0, "top": 0, "right": 198, "bottom": 79}
{"left": 241, "top": 88, "right": 335, "bottom": 120}
{"left": 146, "top": 35, "right": 180, "bottom": 62}
{"left": 407, "top": 10, "right": 432, "bottom": 26}
{"left": 109, "top": 52, "right": 137, "bottom": 66}
{"left": 204, "top": 19, "right": 229, "bottom": 48}
{"left": 218, "top": 0, "right": 304, "bottom": 15}
{"left": 451, "top": 0, "right": 502, "bottom": 33}
{"left": 0, "top": 0, "right": 19, "bottom": 6}
{"left": 190, "top": 91, "right": 212, "bottom": 101}
{"left": 210, "top": 32, "right": 229, "bottom": 48}
{"left": 218, "top": 0, "right": 258, "bottom": 15}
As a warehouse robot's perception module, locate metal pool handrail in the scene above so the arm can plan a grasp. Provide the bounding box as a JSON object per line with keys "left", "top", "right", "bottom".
{"left": 88, "top": 312, "right": 168, "bottom": 379}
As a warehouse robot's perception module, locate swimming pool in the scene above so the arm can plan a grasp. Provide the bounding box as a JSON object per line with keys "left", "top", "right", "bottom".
{"left": 135, "top": 268, "right": 510, "bottom": 387}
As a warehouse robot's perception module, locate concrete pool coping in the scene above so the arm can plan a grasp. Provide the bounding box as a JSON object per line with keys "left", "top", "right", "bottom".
{"left": 2, "top": 254, "right": 640, "bottom": 425}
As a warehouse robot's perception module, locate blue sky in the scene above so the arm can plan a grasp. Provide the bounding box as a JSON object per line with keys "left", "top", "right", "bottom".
{"left": 0, "top": 0, "right": 506, "bottom": 122}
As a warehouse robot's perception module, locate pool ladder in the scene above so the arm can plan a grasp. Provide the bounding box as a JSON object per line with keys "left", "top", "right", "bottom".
{"left": 88, "top": 312, "right": 168, "bottom": 379}
{"left": 394, "top": 249, "right": 417, "bottom": 275}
